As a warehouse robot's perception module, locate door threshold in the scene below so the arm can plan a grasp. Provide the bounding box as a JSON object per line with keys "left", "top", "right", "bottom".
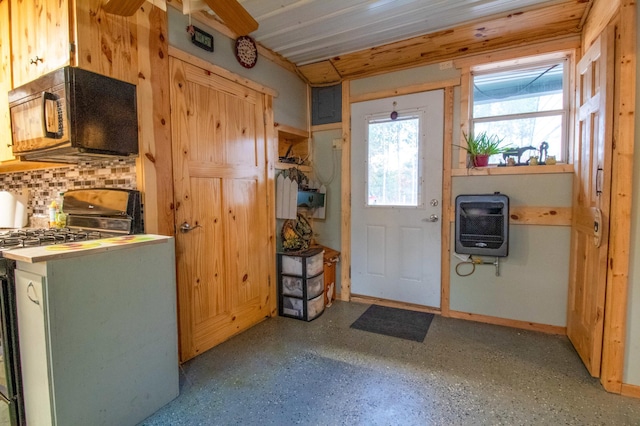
{"left": 350, "top": 294, "right": 441, "bottom": 315}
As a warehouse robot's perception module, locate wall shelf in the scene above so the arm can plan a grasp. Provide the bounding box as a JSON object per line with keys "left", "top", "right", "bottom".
{"left": 275, "top": 162, "right": 312, "bottom": 172}
{"left": 451, "top": 163, "right": 573, "bottom": 176}
{"left": 276, "top": 124, "right": 310, "bottom": 169}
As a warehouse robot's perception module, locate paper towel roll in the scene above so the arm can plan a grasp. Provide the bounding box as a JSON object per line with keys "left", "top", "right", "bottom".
{"left": 14, "top": 192, "right": 28, "bottom": 228}
{"left": 0, "top": 191, "right": 17, "bottom": 228}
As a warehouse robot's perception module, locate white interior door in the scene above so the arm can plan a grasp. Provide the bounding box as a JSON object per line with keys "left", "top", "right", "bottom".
{"left": 351, "top": 90, "right": 444, "bottom": 307}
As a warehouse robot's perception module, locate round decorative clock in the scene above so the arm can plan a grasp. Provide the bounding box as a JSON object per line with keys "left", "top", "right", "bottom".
{"left": 235, "top": 36, "right": 258, "bottom": 68}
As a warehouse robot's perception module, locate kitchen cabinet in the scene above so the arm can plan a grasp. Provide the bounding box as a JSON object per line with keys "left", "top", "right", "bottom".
{"left": 10, "top": 0, "right": 138, "bottom": 88}
{"left": 14, "top": 271, "right": 51, "bottom": 426}
{"left": 0, "top": 0, "right": 13, "bottom": 162}
{"left": 13, "top": 237, "right": 178, "bottom": 425}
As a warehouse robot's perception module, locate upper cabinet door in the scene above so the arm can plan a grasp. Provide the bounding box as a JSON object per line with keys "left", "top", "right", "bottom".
{"left": 11, "top": 0, "right": 71, "bottom": 88}
{"left": 0, "top": 0, "right": 14, "bottom": 162}
{"left": 10, "top": 0, "right": 138, "bottom": 88}
{"left": 74, "top": 0, "right": 139, "bottom": 85}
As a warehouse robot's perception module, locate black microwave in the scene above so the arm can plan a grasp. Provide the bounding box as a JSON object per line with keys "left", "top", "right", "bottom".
{"left": 8, "top": 67, "right": 139, "bottom": 163}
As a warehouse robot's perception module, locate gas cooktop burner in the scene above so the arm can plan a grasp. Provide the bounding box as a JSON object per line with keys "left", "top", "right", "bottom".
{"left": 0, "top": 228, "right": 110, "bottom": 250}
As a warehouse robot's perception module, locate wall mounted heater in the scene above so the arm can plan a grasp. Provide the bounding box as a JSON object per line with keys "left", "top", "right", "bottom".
{"left": 455, "top": 193, "right": 509, "bottom": 257}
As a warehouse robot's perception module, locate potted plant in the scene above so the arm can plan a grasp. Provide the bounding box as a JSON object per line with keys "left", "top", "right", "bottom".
{"left": 458, "top": 131, "right": 507, "bottom": 167}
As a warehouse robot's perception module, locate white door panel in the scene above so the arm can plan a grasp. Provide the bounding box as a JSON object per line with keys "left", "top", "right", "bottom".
{"left": 351, "top": 90, "right": 444, "bottom": 307}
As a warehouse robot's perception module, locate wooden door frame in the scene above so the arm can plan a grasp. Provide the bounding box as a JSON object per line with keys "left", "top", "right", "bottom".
{"left": 600, "top": 2, "right": 636, "bottom": 393}
{"left": 339, "top": 79, "right": 459, "bottom": 307}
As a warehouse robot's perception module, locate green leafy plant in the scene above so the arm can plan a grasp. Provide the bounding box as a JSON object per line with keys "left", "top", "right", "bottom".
{"left": 456, "top": 131, "right": 509, "bottom": 167}
{"left": 458, "top": 131, "right": 507, "bottom": 156}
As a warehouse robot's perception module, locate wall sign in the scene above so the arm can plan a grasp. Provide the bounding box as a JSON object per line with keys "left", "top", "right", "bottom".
{"left": 187, "top": 25, "right": 214, "bottom": 52}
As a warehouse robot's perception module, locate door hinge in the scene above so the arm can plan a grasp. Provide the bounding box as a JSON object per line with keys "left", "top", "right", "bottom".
{"left": 349, "top": 266, "right": 351, "bottom": 279}
{"left": 69, "top": 42, "right": 76, "bottom": 54}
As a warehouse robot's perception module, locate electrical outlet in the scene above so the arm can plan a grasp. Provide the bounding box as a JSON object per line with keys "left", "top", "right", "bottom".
{"left": 332, "top": 139, "right": 342, "bottom": 150}
{"left": 439, "top": 60, "right": 453, "bottom": 70}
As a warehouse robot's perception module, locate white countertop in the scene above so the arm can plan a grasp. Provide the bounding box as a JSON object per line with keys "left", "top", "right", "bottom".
{"left": 2, "top": 234, "right": 173, "bottom": 263}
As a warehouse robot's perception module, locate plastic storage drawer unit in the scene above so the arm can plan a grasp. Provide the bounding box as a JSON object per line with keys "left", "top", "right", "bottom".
{"left": 277, "top": 248, "right": 325, "bottom": 321}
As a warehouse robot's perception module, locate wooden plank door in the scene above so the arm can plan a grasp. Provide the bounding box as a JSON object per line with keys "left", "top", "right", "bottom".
{"left": 170, "top": 57, "right": 272, "bottom": 362}
{"left": 567, "top": 29, "right": 614, "bottom": 377}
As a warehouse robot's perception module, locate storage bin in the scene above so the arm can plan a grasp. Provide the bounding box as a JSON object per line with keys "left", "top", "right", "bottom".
{"left": 281, "top": 273, "right": 324, "bottom": 299}
{"left": 277, "top": 248, "right": 325, "bottom": 321}
{"left": 307, "top": 294, "right": 324, "bottom": 320}
{"left": 281, "top": 249, "right": 324, "bottom": 276}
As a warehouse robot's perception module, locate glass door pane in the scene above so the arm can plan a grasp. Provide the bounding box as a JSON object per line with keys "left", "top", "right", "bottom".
{"left": 367, "top": 116, "right": 422, "bottom": 207}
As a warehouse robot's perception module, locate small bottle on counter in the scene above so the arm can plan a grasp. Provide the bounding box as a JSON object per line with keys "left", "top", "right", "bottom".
{"left": 49, "top": 199, "right": 58, "bottom": 228}
{"left": 49, "top": 192, "right": 66, "bottom": 228}
{"left": 55, "top": 192, "right": 66, "bottom": 228}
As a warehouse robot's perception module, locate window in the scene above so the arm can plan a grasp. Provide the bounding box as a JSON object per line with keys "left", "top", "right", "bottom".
{"left": 367, "top": 114, "right": 422, "bottom": 207}
{"left": 471, "top": 57, "right": 569, "bottom": 164}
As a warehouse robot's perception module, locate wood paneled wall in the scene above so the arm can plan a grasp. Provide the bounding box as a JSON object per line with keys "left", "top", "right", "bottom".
{"left": 135, "top": 2, "right": 174, "bottom": 236}
{"left": 299, "top": 0, "right": 588, "bottom": 85}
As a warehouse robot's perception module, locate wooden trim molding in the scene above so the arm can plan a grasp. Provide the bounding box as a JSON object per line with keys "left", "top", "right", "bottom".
{"left": 451, "top": 164, "right": 574, "bottom": 176}
{"left": 265, "top": 95, "right": 278, "bottom": 317}
{"left": 327, "top": 2, "right": 585, "bottom": 83}
{"left": 448, "top": 310, "right": 567, "bottom": 335}
{"left": 440, "top": 87, "right": 454, "bottom": 317}
{"left": 0, "top": 161, "right": 66, "bottom": 173}
{"left": 621, "top": 384, "right": 640, "bottom": 399}
{"left": 349, "top": 78, "right": 461, "bottom": 104}
{"left": 168, "top": 46, "right": 278, "bottom": 97}
{"left": 311, "top": 123, "right": 343, "bottom": 132}
{"left": 447, "top": 206, "right": 571, "bottom": 226}
{"left": 339, "top": 81, "right": 352, "bottom": 301}
{"left": 508, "top": 207, "right": 572, "bottom": 226}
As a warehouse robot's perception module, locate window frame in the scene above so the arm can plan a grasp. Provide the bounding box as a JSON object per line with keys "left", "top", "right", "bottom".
{"left": 457, "top": 50, "right": 576, "bottom": 171}
{"left": 364, "top": 109, "right": 426, "bottom": 209}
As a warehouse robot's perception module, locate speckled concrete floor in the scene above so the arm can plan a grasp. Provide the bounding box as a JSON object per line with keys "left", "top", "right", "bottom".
{"left": 139, "top": 301, "right": 640, "bottom": 425}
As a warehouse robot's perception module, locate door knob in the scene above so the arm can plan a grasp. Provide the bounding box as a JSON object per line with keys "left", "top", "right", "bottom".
{"left": 180, "top": 221, "right": 201, "bottom": 233}
{"left": 423, "top": 214, "right": 439, "bottom": 222}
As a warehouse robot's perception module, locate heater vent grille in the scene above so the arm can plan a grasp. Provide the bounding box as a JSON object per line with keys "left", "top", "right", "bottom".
{"left": 455, "top": 194, "right": 509, "bottom": 257}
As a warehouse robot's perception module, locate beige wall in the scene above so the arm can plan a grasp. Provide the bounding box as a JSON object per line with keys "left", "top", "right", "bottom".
{"left": 450, "top": 174, "right": 572, "bottom": 325}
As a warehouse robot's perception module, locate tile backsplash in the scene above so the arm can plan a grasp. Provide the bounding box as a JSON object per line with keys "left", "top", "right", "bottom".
{"left": 0, "top": 158, "right": 137, "bottom": 219}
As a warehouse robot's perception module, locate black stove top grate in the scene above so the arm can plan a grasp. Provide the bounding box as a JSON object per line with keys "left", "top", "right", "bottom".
{"left": 0, "top": 228, "right": 110, "bottom": 250}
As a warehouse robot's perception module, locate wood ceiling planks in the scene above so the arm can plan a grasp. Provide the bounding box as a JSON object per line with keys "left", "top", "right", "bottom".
{"left": 299, "top": 0, "right": 588, "bottom": 85}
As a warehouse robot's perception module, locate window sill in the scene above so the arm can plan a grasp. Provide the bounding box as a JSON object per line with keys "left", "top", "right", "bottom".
{"left": 451, "top": 163, "right": 573, "bottom": 176}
